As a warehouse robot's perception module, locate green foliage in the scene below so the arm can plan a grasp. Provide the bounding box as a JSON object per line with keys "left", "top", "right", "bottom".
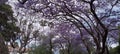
{"left": 110, "top": 46, "right": 120, "bottom": 54}
{"left": 29, "top": 45, "right": 49, "bottom": 54}
{"left": 0, "top": 4, "right": 13, "bottom": 15}
{"left": 0, "top": 4, "right": 20, "bottom": 41}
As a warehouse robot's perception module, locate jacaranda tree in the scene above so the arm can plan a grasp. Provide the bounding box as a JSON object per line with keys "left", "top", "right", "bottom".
{"left": 14, "top": 0, "right": 120, "bottom": 54}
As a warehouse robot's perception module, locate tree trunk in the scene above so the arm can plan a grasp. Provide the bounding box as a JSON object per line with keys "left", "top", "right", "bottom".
{"left": 105, "top": 46, "right": 109, "bottom": 54}
{"left": 49, "top": 37, "right": 53, "bottom": 54}
{"left": 0, "top": 35, "right": 9, "bottom": 54}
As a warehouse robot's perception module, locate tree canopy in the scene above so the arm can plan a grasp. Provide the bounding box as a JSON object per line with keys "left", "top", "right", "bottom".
{"left": 0, "top": 0, "right": 120, "bottom": 54}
